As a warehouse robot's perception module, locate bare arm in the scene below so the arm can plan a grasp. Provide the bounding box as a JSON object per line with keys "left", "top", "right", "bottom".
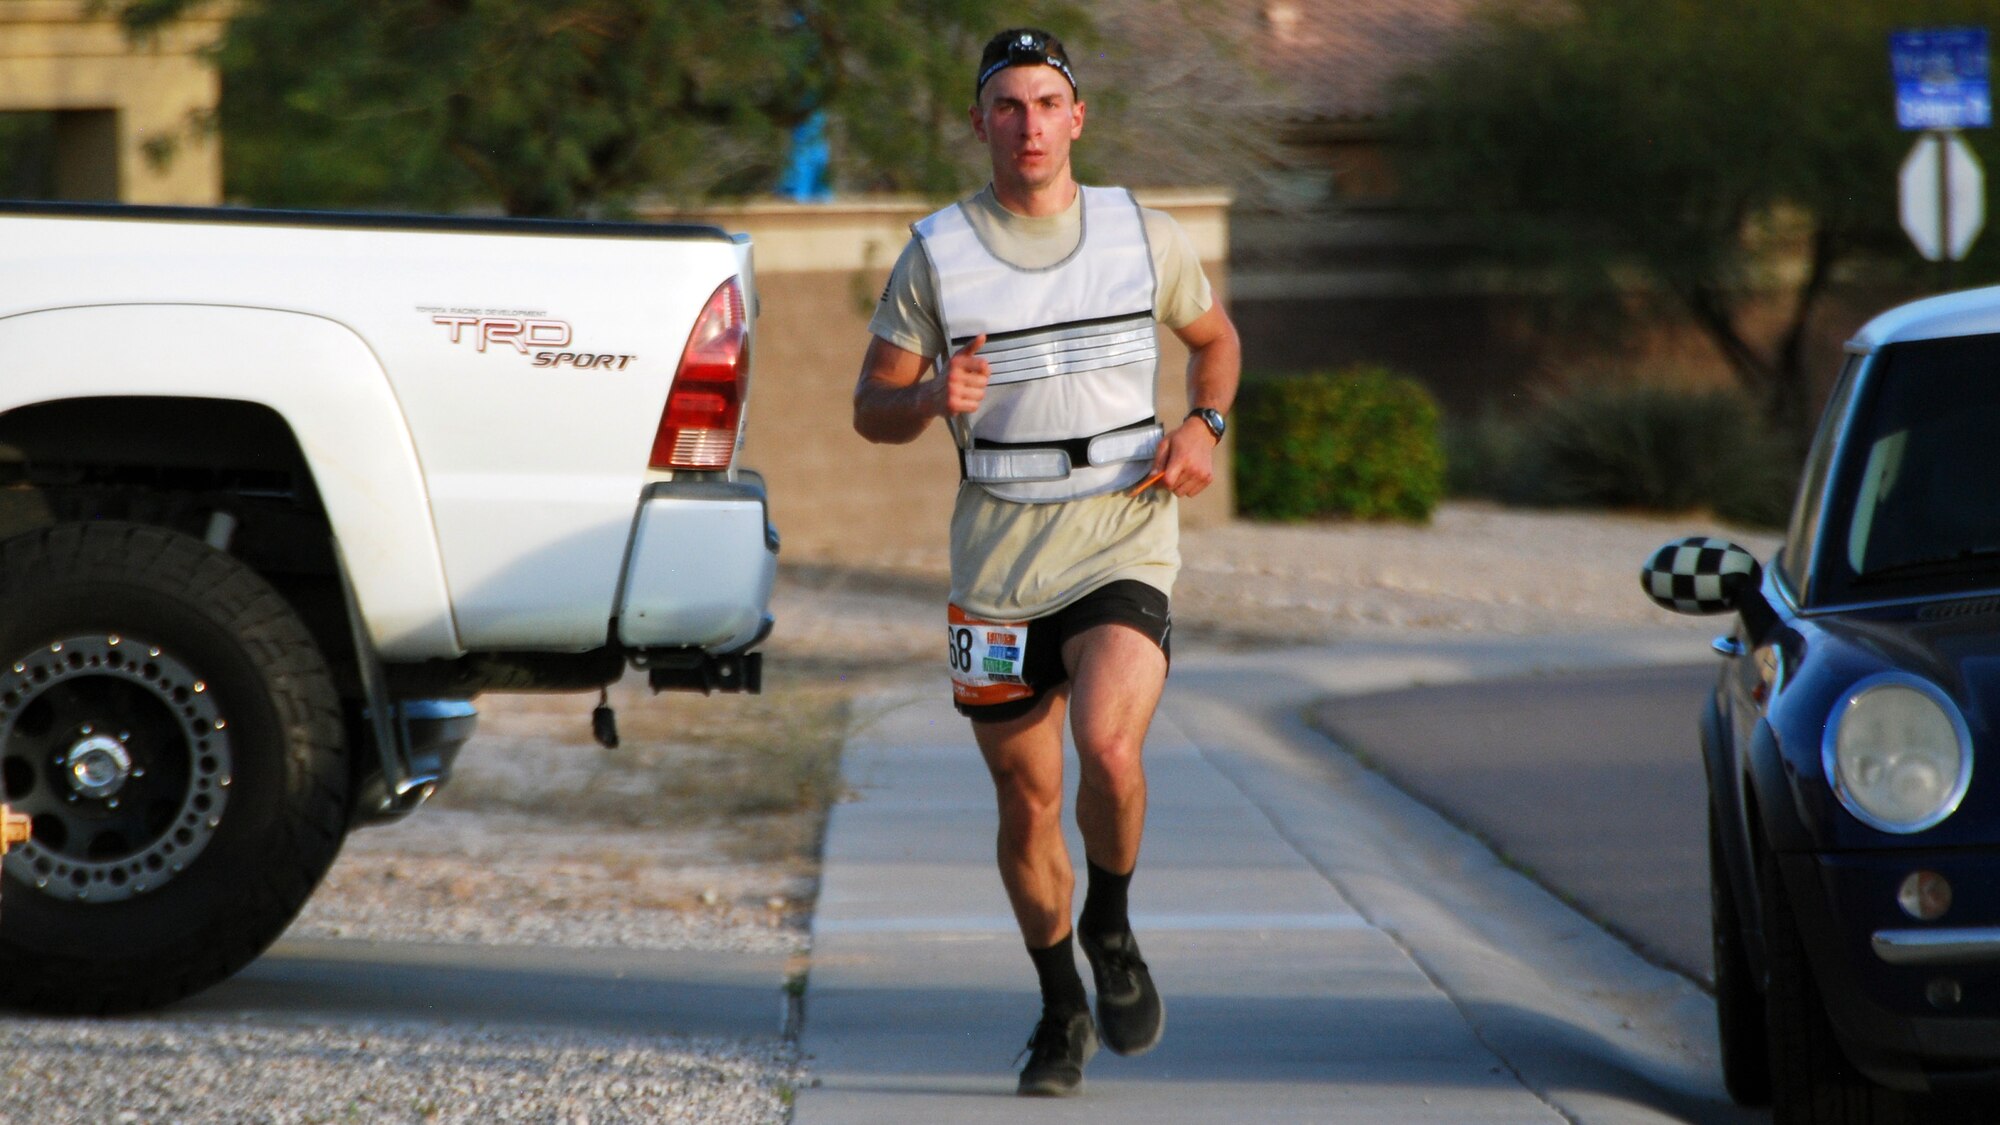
{"left": 1146, "top": 302, "right": 1242, "bottom": 497}
{"left": 852, "top": 333, "right": 989, "bottom": 445}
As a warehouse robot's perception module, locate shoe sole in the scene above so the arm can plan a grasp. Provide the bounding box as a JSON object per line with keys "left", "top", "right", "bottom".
{"left": 1016, "top": 1019, "right": 1098, "bottom": 1097}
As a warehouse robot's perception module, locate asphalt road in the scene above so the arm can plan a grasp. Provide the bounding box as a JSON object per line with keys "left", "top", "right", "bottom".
{"left": 1310, "top": 660, "right": 1722, "bottom": 984}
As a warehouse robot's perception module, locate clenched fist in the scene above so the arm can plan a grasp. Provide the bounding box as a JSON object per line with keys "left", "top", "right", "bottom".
{"left": 939, "top": 333, "right": 990, "bottom": 417}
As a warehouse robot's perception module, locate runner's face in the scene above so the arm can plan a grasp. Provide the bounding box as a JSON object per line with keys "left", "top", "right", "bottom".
{"left": 972, "top": 66, "right": 1085, "bottom": 196}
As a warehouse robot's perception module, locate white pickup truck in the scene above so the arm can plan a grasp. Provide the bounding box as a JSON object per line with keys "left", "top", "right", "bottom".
{"left": 0, "top": 201, "right": 779, "bottom": 1012}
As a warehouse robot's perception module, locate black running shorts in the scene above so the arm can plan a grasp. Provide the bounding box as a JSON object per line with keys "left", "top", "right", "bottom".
{"left": 954, "top": 579, "right": 1172, "bottom": 724}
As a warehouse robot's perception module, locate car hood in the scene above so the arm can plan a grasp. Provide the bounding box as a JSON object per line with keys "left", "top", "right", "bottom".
{"left": 1813, "top": 601, "right": 2000, "bottom": 706}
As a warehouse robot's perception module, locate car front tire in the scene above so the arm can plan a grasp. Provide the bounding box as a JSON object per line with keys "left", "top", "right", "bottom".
{"left": 1710, "top": 800, "right": 1769, "bottom": 1105}
{"left": 1761, "top": 847, "right": 1913, "bottom": 1125}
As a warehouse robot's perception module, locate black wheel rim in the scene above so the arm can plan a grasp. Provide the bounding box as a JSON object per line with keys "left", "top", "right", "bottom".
{"left": 0, "top": 634, "right": 234, "bottom": 902}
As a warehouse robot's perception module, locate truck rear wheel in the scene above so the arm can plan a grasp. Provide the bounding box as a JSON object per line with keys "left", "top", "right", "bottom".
{"left": 0, "top": 523, "right": 348, "bottom": 1013}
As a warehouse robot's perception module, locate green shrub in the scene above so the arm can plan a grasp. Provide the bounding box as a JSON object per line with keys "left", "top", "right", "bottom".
{"left": 1456, "top": 383, "right": 1796, "bottom": 527}
{"left": 1233, "top": 365, "right": 1445, "bottom": 522}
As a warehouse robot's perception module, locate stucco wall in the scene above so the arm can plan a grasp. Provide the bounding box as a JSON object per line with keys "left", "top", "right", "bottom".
{"left": 644, "top": 192, "right": 1235, "bottom": 567}
{"left": 0, "top": 0, "right": 225, "bottom": 204}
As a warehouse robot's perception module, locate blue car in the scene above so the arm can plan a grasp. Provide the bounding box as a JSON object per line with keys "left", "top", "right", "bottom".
{"left": 1643, "top": 288, "right": 2000, "bottom": 1122}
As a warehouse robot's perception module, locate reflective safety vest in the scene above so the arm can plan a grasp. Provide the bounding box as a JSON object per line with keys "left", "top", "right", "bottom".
{"left": 915, "top": 186, "right": 1161, "bottom": 503}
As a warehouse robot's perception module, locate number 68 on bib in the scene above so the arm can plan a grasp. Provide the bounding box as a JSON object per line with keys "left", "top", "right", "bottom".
{"left": 947, "top": 604, "right": 1033, "bottom": 707}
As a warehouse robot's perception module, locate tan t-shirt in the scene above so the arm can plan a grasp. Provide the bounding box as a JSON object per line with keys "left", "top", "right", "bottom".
{"left": 867, "top": 185, "right": 1214, "bottom": 621}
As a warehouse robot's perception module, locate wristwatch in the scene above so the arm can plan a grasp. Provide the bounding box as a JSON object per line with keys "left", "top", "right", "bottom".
{"left": 1186, "top": 407, "right": 1226, "bottom": 441}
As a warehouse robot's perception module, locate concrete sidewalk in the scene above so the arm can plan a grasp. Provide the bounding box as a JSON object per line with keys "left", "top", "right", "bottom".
{"left": 795, "top": 634, "right": 1757, "bottom": 1124}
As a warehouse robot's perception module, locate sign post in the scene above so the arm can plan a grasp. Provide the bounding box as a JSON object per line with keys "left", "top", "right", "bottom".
{"left": 1891, "top": 28, "right": 1991, "bottom": 278}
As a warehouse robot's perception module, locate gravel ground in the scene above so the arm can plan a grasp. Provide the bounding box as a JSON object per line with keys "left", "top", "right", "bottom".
{"left": 0, "top": 1019, "right": 802, "bottom": 1124}
{"left": 294, "top": 812, "right": 811, "bottom": 956}
{"left": 1177, "top": 502, "right": 1780, "bottom": 641}
{"left": 773, "top": 501, "right": 1783, "bottom": 657}
{"left": 0, "top": 502, "right": 1778, "bottom": 1123}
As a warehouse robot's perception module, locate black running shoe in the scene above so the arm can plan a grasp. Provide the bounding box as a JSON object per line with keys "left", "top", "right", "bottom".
{"left": 1016, "top": 1008, "right": 1097, "bottom": 1096}
{"left": 1080, "top": 928, "right": 1164, "bottom": 1055}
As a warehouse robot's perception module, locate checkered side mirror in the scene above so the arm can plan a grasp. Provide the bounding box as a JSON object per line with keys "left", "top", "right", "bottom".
{"left": 1641, "top": 536, "right": 1762, "bottom": 615}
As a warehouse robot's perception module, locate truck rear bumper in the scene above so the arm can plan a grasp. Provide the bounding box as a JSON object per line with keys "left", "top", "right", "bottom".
{"left": 616, "top": 472, "right": 778, "bottom": 651}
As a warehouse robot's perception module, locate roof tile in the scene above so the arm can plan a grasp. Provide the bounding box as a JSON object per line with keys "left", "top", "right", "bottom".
{"left": 1258, "top": 0, "right": 1491, "bottom": 121}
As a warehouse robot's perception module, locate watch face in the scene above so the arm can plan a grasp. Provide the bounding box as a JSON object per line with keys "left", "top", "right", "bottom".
{"left": 1193, "top": 408, "right": 1225, "bottom": 439}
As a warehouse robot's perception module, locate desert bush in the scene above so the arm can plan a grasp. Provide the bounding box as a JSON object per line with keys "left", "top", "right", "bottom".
{"left": 1451, "top": 383, "right": 1796, "bottom": 527}
{"left": 1441, "top": 406, "right": 1529, "bottom": 501}
{"left": 1233, "top": 365, "right": 1445, "bottom": 522}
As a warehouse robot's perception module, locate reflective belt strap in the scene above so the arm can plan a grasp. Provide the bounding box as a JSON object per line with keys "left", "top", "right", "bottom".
{"left": 959, "top": 419, "right": 1160, "bottom": 485}
{"left": 1086, "top": 423, "right": 1163, "bottom": 465}
{"left": 961, "top": 448, "right": 1072, "bottom": 483}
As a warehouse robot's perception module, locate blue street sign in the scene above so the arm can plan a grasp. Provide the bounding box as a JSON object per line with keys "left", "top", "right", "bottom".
{"left": 1892, "top": 28, "right": 1992, "bottom": 130}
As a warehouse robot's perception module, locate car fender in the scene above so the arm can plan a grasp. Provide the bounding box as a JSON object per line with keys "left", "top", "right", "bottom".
{"left": 1702, "top": 691, "right": 1770, "bottom": 979}
{"left": 0, "top": 303, "right": 458, "bottom": 658}
{"left": 1748, "top": 716, "right": 1812, "bottom": 853}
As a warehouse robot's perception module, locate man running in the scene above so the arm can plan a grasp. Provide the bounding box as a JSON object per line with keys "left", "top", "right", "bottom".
{"left": 851, "top": 27, "right": 1240, "bottom": 1097}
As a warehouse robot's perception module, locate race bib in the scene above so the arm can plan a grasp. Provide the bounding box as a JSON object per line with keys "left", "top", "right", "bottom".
{"left": 947, "top": 604, "right": 1034, "bottom": 707}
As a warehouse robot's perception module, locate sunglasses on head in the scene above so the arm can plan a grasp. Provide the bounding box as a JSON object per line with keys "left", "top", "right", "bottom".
{"left": 976, "top": 32, "right": 1077, "bottom": 97}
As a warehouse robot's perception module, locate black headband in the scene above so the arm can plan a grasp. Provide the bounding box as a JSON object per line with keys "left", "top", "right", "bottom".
{"left": 976, "top": 30, "right": 1077, "bottom": 98}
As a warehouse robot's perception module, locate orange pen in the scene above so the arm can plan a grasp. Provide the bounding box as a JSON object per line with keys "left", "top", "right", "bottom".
{"left": 1127, "top": 469, "right": 1166, "bottom": 496}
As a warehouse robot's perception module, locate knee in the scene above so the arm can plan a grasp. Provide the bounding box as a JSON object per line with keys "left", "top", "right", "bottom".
{"left": 1077, "top": 736, "right": 1145, "bottom": 802}
{"left": 992, "top": 765, "right": 1064, "bottom": 830}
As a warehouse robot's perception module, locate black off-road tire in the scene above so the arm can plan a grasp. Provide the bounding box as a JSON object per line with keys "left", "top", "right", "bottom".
{"left": 0, "top": 523, "right": 348, "bottom": 1013}
{"left": 1711, "top": 802, "right": 1770, "bottom": 1105}
{"left": 1762, "top": 847, "right": 1913, "bottom": 1125}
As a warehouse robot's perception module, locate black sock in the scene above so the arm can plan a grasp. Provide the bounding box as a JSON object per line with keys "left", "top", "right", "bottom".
{"left": 1028, "top": 932, "right": 1089, "bottom": 1016}
{"left": 1080, "top": 859, "right": 1132, "bottom": 940}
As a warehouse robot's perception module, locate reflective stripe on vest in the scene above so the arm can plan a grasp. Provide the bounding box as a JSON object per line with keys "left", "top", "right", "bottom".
{"left": 915, "top": 186, "right": 1159, "bottom": 503}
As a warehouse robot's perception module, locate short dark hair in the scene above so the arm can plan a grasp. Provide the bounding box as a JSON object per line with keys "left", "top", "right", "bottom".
{"left": 975, "top": 28, "right": 1077, "bottom": 100}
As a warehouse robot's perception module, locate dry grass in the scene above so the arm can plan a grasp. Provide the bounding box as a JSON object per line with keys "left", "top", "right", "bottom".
{"left": 302, "top": 576, "right": 934, "bottom": 951}
{"left": 435, "top": 664, "right": 853, "bottom": 863}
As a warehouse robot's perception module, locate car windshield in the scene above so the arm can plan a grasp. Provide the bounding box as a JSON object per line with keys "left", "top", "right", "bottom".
{"left": 1813, "top": 334, "right": 2000, "bottom": 605}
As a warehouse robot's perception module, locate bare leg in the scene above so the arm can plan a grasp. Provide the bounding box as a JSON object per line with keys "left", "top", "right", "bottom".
{"left": 1063, "top": 623, "right": 1167, "bottom": 874}
{"left": 972, "top": 685, "right": 1075, "bottom": 946}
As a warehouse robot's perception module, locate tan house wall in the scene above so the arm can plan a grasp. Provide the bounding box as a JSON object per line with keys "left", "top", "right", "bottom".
{"left": 0, "top": 0, "right": 226, "bottom": 204}
{"left": 643, "top": 192, "right": 1235, "bottom": 567}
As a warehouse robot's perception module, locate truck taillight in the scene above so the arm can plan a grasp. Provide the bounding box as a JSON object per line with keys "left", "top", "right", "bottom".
{"left": 652, "top": 277, "right": 748, "bottom": 471}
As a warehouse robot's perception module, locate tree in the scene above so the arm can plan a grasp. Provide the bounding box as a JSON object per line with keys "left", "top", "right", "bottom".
{"left": 822, "top": 0, "right": 1288, "bottom": 204}
{"left": 108, "top": 0, "right": 1108, "bottom": 215}
{"left": 1068, "top": 0, "right": 1294, "bottom": 208}
{"left": 114, "top": 0, "right": 826, "bottom": 216}
{"left": 809, "top": 0, "right": 1088, "bottom": 197}
{"left": 1390, "top": 0, "right": 1990, "bottom": 444}
{"left": 112, "top": 0, "right": 1282, "bottom": 215}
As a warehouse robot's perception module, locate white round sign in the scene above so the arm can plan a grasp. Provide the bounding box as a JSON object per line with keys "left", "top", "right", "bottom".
{"left": 1900, "top": 132, "right": 1986, "bottom": 262}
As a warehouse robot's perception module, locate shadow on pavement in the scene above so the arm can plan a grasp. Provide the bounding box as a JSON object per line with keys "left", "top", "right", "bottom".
{"left": 166, "top": 938, "right": 791, "bottom": 1039}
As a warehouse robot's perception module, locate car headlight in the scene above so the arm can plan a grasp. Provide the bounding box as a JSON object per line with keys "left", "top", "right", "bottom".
{"left": 1822, "top": 673, "right": 1973, "bottom": 834}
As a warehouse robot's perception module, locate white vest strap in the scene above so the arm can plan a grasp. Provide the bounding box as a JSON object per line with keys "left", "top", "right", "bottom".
{"left": 959, "top": 422, "right": 1164, "bottom": 490}
{"left": 963, "top": 448, "right": 1071, "bottom": 484}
